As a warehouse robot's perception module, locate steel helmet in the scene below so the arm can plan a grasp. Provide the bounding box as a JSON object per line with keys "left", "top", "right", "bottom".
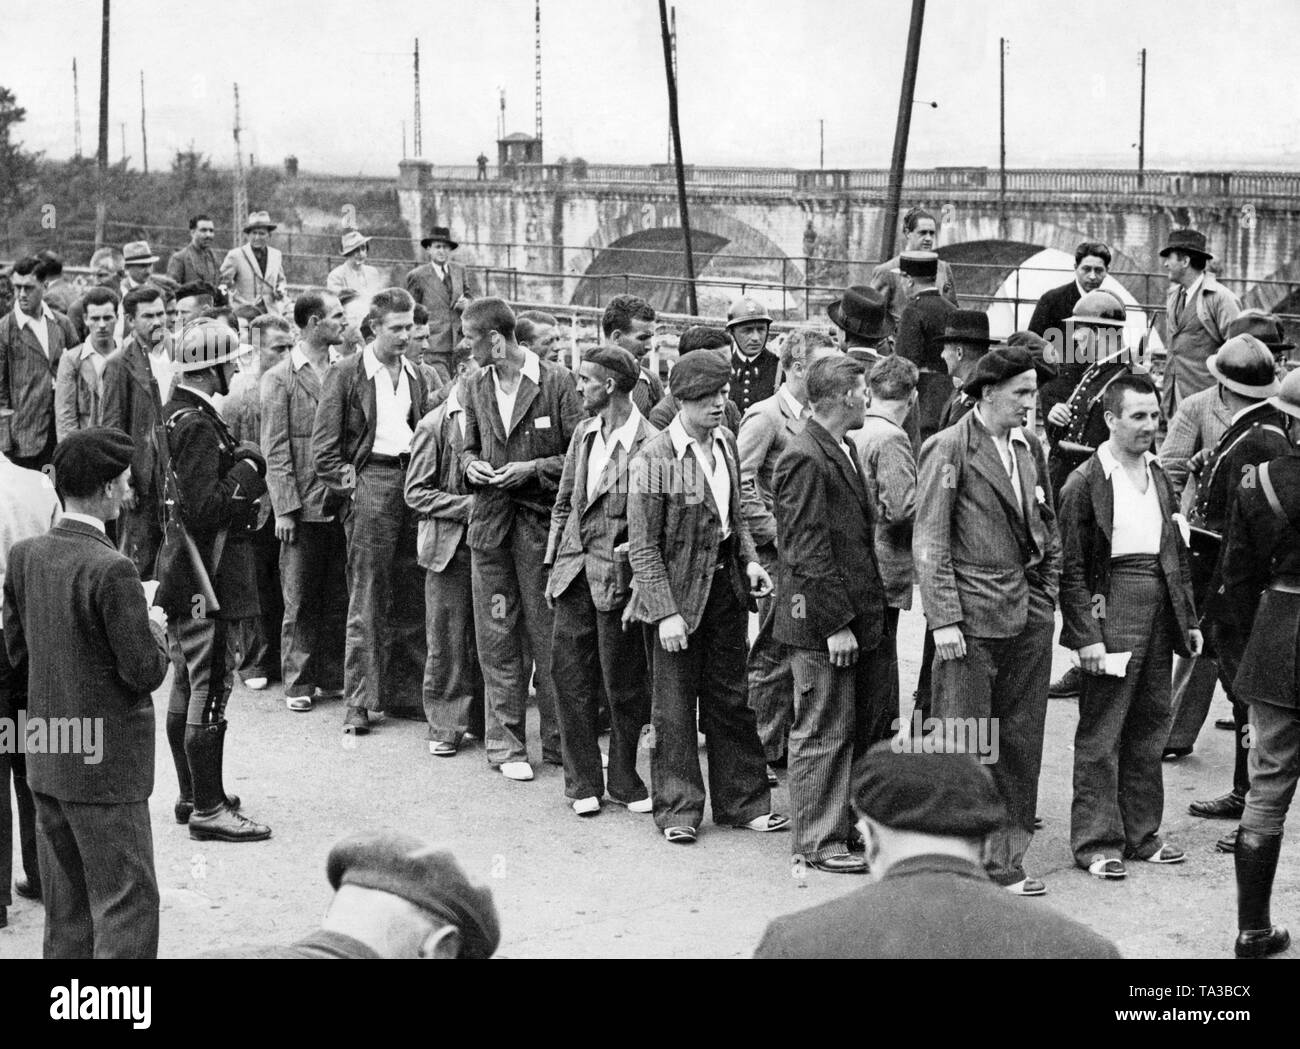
{"left": 726, "top": 296, "right": 773, "bottom": 329}
{"left": 1069, "top": 290, "right": 1126, "bottom": 328}
{"left": 172, "top": 319, "right": 243, "bottom": 373}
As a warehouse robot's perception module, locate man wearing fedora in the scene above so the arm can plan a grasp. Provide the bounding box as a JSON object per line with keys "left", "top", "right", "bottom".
{"left": 328, "top": 231, "right": 385, "bottom": 299}
{"left": 895, "top": 250, "right": 956, "bottom": 450}
{"left": 220, "top": 212, "right": 288, "bottom": 315}
{"left": 1159, "top": 228, "right": 1240, "bottom": 415}
{"left": 167, "top": 216, "right": 221, "bottom": 289}
{"left": 406, "top": 227, "right": 477, "bottom": 386}
{"left": 1217, "top": 368, "right": 1300, "bottom": 958}
{"left": 934, "top": 311, "right": 1000, "bottom": 431}
{"left": 828, "top": 285, "right": 893, "bottom": 364}
{"left": 1173, "top": 335, "right": 1290, "bottom": 852}
{"left": 914, "top": 344, "right": 1061, "bottom": 895}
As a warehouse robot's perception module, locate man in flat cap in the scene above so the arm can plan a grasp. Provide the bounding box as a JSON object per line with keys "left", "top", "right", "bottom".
{"left": 156, "top": 321, "right": 272, "bottom": 842}
{"left": 1160, "top": 228, "right": 1240, "bottom": 415}
{"left": 545, "top": 346, "right": 657, "bottom": 817}
{"left": 753, "top": 745, "right": 1119, "bottom": 958}
{"left": 895, "top": 250, "right": 956, "bottom": 450}
{"left": 627, "top": 350, "right": 788, "bottom": 844}
{"left": 914, "top": 345, "right": 1061, "bottom": 895}
{"left": 3, "top": 427, "right": 170, "bottom": 957}
{"left": 212, "top": 832, "right": 500, "bottom": 958}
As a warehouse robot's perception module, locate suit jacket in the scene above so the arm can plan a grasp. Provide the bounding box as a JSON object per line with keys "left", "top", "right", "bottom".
{"left": 405, "top": 261, "right": 479, "bottom": 361}
{"left": 630, "top": 367, "right": 664, "bottom": 419}
{"left": 1057, "top": 452, "right": 1197, "bottom": 656}
{"left": 1163, "top": 274, "right": 1241, "bottom": 406}
{"left": 405, "top": 394, "right": 474, "bottom": 572}
{"left": 753, "top": 854, "right": 1119, "bottom": 960}
{"left": 54, "top": 343, "right": 107, "bottom": 441}
{"left": 938, "top": 389, "right": 976, "bottom": 431}
{"left": 852, "top": 411, "right": 917, "bottom": 610}
{"left": 220, "top": 244, "right": 288, "bottom": 313}
{"left": 914, "top": 408, "right": 1061, "bottom": 638}
{"left": 871, "top": 257, "right": 959, "bottom": 335}
{"left": 737, "top": 388, "right": 806, "bottom": 549}
{"left": 167, "top": 243, "right": 221, "bottom": 287}
{"left": 311, "top": 350, "right": 431, "bottom": 509}
{"left": 772, "top": 420, "right": 886, "bottom": 649}
{"left": 155, "top": 387, "right": 267, "bottom": 621}
{"left": 457, "top": 354, "right": 584, "bottom": 550}
{"left": 262, "top": 351, "right": 336, "bottom": 522}
{"left": 326, "top": 262, "right": 384, "bottom": 297}
{"left": 2, "top": 519, "right": 168, "bottom": 803}
{"left": 545, "top": 411, "right": 658, "bottom": 610}
{"left": 1157, "top": 385, "right": 1232, "bottom": 513}
{"left": 729, "top": 348, "right": 781, "bottom": 415}
{"left": 626, "top": 425, "right": 759, "bottom": 634}
{"left": 0, "top": 307, "right": 80, "bottom": 457}
{"left": 99, "top": 335, "right": 166, "bottom": 501}
{"left": 1028, "top": 281, "right": 1085, "bottom": 411}
{"left": 895, "top": 289, "right": 955, "bottom": 372}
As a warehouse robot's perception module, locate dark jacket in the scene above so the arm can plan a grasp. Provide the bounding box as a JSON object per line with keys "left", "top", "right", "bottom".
{"left": 405, "top": 394, "right": 474, "bottom": 572}
{"left": 1057, "top": 452, "right": 1197, "bottom": 656}
{"left": 2, "top": 520, "right": 168, "bottom": 803}
{"left": 772, "top": 420, "right": 886, "bottom": 650}
{"left": 626, "top": 425, "right": 759, "bottom": 633}
{"left": 1028, "top": 280, "right": 1084, "bottom": 413}
{"left": 457, "top": 354, "right": 584, "bottom": 551}
{"left": 729, "top": 348, "right": 781, "bottom": 415}
{"left": 938, "top": 389, "right": 976, "bottom": 431}
{"left": 100, "top": 335, "right": 166, "bottom": 501}
{"left": 895, "top": 289, "right": 955, "bottom": 372}
{"left": 1222, "top": 452, "right": 1300, "bottom": 709}
{"left": 261, "top": 351, "right": 335, "bottom": 521}
{"left": 405, "top": 261, "right": 478, "bottom": 362}
{"left": 753, "top": 854, "right": 1120, "bottom": 959}
{"left": 155, "top": 387, "right": 267, "bottom": 621}
{"left": 0, "top": 307, "right": 80, "bottom": 458}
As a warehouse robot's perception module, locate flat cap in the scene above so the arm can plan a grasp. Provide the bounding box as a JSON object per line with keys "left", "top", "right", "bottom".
{"left": 51, "top": 427, "right": 135, "bottom": 497}
{"left": 961, "top": 344, "right": 1057, "bottom": 398}
{"left": 326, "top": 833, "right": 500, "bottom": 959}
{"left": 583, "top": 345, "right": 641, "bottom": 389}
{"left": 899, "top": 250, "right": 939, "bottom": 279}
{"left": 669, "top": 347, "right": 731, "bottom": 401}
{"left": 853, "top": 742, "right": 1005, "bottom": 836}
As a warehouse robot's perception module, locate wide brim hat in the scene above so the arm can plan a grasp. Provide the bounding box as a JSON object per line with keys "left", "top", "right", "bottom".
{"left": 122, "top": 240, "right": 159, "bottom": 266}
{"left": 340, "top": 230, "right": 372, "bottom": 255}
{"left": 1068, "top": 290, "right": 1127, "bottom": 327}
{"left": 1206, "top": 333, "right": 1281, "bottom": 399}
{"left": 1226, "top": 310, "right": 1294, "bottom": 354}
{"left": 828, "top": 285, "right": 890, "bottom": 340}
{"left": 1267, "top": 369, "right": 1300, "bottom": 421}
{"left": 243, "top": 211, "right": 278, "bottom": 233}
{"left": 1159, "top": 228, "right": 1212, "bottom": 261}
{"left": 421, "top": 226, "right": 459, "bottom": 250}
{"left": 943, "top": 309, "right": 999, "bottom": 346}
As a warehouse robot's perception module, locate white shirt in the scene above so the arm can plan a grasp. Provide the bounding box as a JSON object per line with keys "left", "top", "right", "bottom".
{"left": 148, "top": 345, "right": 173, "bottom": 401}
{"left": 777, "top": 383, "right": 806, "bottom": 420}
{"left": 13, "top": 301, "right": 55, "bottom": 358}
{"left": 446, "top": 385, "right": 467, "bottom": 441}
{"left": 290, "top": 344, "right": 341, "bottom": 376}
{"left": 1099, "top": 443, "right": 1163, "bottom": 556}
{"left": 974, "top": 405, "right": 1029, "bottom": 511}
{"left": 490, "top": 350, "right": 541, "bottom": 437}
{"left": 669, "top": 415, "right": 732, "bottom": 538}
{"left": 79, "top": 342, "right": 110, "bottom": 385}
{"left": 363, "top": 344, "right": 416, "bottom": 457}
{"left": 584, "top": 407, "right": 642, "bottom": 503}
{"left": 60, "top": 510, "right": 106, "bottom": 534}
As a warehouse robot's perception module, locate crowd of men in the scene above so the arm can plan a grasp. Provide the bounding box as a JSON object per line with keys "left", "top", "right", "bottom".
{"left": 1, "top": 207, "right": 1297, "bottom": 961}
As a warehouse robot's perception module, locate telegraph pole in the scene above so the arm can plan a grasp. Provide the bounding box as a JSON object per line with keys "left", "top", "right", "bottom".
{"left": 232, "top": 83, "right": 248, "bottom": 237}
{"left": 95, "top": 0, "right": 110, "bottom": 247}
{"left": 819, "top": 118, "right": 825, "bottom": 170}
{"left": 139, "top": 70, "right": 148, "bottom": 174}
{"left": 73, "top": 59, "right": 83, "bottom": 159}
{"left": 999, "top": 37, "right": 1008, "bottom": 236}
{"left": 658, "top": 0, "right": 697, "bottom": 315}
{"left": 1137, "top": 48, "right": 1147, "bottom": 188}
{"left": 412, "top": 38, "right": 422, "bottom": 157}
{"left": 882, "top": 0, "right": 926, "bottom": 261}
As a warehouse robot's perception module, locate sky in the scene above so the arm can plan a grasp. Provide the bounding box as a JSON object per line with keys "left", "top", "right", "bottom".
{"left": 4, "top": 0, "right": 1299, "bottom": 176}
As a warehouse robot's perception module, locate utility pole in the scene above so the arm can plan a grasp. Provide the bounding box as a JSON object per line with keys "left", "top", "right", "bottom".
{"left": 120, "top": 123, "right": 127, "bottom": 166}
{"left": 658, "top": 0, "right": 697, "bottom": 315}
{"left": 882, "top": 0, "right": 925, "bottom": 261}
{"left": 232, "top": 83, "right": 248, "bottom": 237}
{"left": 666, "top": 5, "right": 677, "bottom": 163}
{"left": 139, "top": 70, "right": 148, "bottom": 174}
{"left": 534, "top": 0, "right": 543, "bottom": 152}
{"left": 95, "top": 0, "right": 110, "bottom": 248}
{"left": 499, "top": 88, "right": 506, "bottom": 142}
{"left": 1137, "top": 48, "right": 1147, "bottom": 188}
{"left": 401, "top": 120, "right": 407, "bottom": 159}
{"left": 819, "top": 118, "right": 824, "bottom": 170}
{"left": 999, "top": 37, "right": 1008, "bottom": 237}
{"left": 73, "top": 59, "right": 83, "bottom": 159}
{"left": 412, "top": 38, "right": 422, "bottom": 158}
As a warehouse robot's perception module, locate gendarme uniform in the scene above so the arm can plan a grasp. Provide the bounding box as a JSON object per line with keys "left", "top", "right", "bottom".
{"left": 726, "top": 298, "right": 779, "bottom": 415}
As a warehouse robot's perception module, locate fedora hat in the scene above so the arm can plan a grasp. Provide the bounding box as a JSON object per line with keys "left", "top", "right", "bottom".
{"left": 1226, "top": 310, "right": 1294, "bottom": 355}
{"left": 943, "top": 310, "right": 998, "bottom": 346}
{"left": 1159, "top": 228, "right": 1212, "bottom": 261}
{"left": 1267, "top": 368, "right": 1300, "bottom": 422}
{"left": 828, "top": 285, "right": 889, "bottom": 340}
{"left": 1206, "top": 333, "right": 1281, "bottom": 399}
{"left": 122, "top": 240, "right": 159, "bottom": 266}
{"left": 340, "top": 230, "right": 372, "bottom": 256}
{"left": 421, "top": 226, "right": 459, "bottom": 250}
{"left": 243, "top": 211, "right": 278, "bottom": 233}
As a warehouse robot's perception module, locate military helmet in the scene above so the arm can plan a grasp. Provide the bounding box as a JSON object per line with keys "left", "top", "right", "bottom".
{"left": 726, "top": 296, "right": 773, "bottom": 329}
{"left": 1069, "top": 290, "right": 1126, "bottom": 328}
{"left": 172, "top": 319, "right": 243, "bottom": 373}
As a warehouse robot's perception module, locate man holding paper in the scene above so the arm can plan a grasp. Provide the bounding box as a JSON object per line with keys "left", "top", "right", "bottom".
{"left": 1058, "top": 373, "right": 1202, "bottom": 879}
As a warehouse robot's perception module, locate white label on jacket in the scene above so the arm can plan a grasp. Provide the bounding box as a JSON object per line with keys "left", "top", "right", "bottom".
{"left": 534, "top": 416, "right": 551, "bottom": 430}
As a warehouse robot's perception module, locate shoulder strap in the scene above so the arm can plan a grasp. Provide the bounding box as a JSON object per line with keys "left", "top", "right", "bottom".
{"left": 1255, "top": 461, "right": 1300, "bottom": 543}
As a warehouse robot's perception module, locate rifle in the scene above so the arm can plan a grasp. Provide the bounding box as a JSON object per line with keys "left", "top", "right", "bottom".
{"left": 155, "top": 413, "right": 222, "bottom": 615}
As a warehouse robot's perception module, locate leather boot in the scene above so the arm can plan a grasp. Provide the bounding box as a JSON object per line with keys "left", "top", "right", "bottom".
{"left": 167, "top": 711, "right": 194, "bottom": 824}
{"left": 185, "top": 725, "right": 268, "bottom": 842}
{"left": 213, "top": 719, "right": 242, "bottom": 813}
{"left": 1234, "top": 829, "right": 1291, "bottom": 958}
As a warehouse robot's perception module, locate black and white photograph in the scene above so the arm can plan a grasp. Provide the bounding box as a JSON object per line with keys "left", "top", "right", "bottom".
{"left": 0, "top": 0, "right": 1297, "bottom": 1020}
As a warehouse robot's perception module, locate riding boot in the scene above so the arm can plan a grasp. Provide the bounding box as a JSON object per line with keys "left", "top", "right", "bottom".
{"left": 1234, "top": 829, "right": 1291, "bottom": 958}
{"left": 185, "top": 723, "right": 270, "bottom": 843}
{"left": 214, "top": 719, "right": 241, "bottom": 812}
{"left": 168, "top": 711, "right": 195, "bottom": 823}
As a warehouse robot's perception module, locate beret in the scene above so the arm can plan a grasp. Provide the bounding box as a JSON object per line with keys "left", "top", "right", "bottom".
{"left": 327, "top": 833, "right": 500, "bottom": 959}
{"left": 583, "top": 345, "right": 641, "bottom": 388}
{"left": 899, "top": 250, "right": 939, "bottom": 278}
{"left": 669, "top": 348, "right": 731, "bottom": 401}
{"left": 51, "top": 427, "right": 135, "bottom": 496}
{"left": 961, "top": 344, "right": 1057, "bottom": 398}
{"left": 853, "top": 742, "right": 1005, "bottom": 836}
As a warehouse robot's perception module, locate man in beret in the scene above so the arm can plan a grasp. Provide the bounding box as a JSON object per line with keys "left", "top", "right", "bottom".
{"left": 545, "top": 346, "right": 658, "bottom": 816}
{"left": 914, "top": 345, "right": 1061, "bottom": 895}
{"left": 753, "top": 746, "right": 1119, "bottom": 958}
{"left": 627, "top": 350, "right": 788, "bottom": 844}
{"left": 647, "top": 326, "right": 742, "bottom": 432}
{"left": 156, "top": 321, "right": 272, "bottom": 842}
{"left": 211, "top": 832, "right": 500, "bottom": 958}
{"left": 3, "top": 428, "right": 171, "bottom": 957}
